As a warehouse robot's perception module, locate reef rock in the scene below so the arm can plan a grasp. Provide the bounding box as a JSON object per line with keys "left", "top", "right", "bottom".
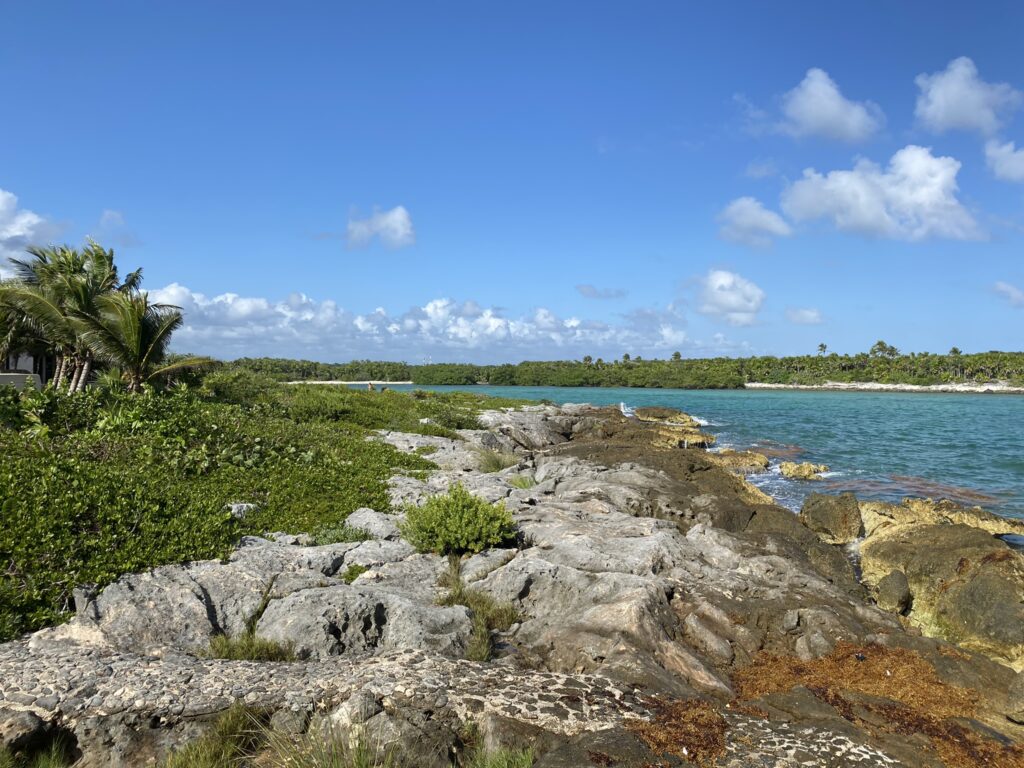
{"left": 780, "top": 461, "right": 830, "bottom": 480}
{"left": 708, "top": 448, "right": 771, "bottom": 474}
{"left": 799, "top": 492, "right": 864, "bottom": 544}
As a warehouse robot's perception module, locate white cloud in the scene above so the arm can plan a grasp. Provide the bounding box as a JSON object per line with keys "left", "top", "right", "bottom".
{"left": 698, "top": 270, "right": 765, "bottom": 326}
{"left": 153, "top": 284, "right": 718, "bottom": 362}
{"left": 0, "top": 188, "right": 53, "bottom": 276}
{"left": 995, "top": 281, "right": 1024, "bottom": 307}
{"left": 785, "top": 307, "right": 823, "bottom": 325}
{"left": 717, "top": 196, "right": 792, "bottom": 248}
{"left": 915, "top": 57, "right": 1022, "bottom": 135}
{"left": 779, "top": 68, "right": 883, "bottom": 142}
{"left": 780, "top": 145, "right": 981, "bottom": 241}
{"left": 576, "top": 284, "right": 628, "bottom": 299}
{"left": 346, "top": 206, "right": 415, "bottom": 249}
{"left": 985, "top": 139, "right": 1024, "bottom": 182}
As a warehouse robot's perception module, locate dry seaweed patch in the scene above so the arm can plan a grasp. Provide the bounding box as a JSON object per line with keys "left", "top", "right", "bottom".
{"left": 625, "top": 698, "right": 727, "bottom": 767}
{"left": 732, "top": 641, "right": 1024, "bottom": 768}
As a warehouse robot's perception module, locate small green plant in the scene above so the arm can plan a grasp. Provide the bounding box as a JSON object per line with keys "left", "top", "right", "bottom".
{"left": 163, "top": 704, "right": 267, "bottom": 768}
{"left": 464, "top": 747, "right": 534, "bottom": 768}
{"left": 506, "top": 474, "right": 536, "bottom": 490}
{"left": 401, "top": 484, "right": 516, "bottom": 556}
{"left": 475, "top": 449, "right": 518, "bottom": 473}
{"left": 414, "top": 444, "right": 438, "bottom": 456}
{"left": 438, "top": 557, "right": 519, "bottom": 662}
{"left": 340, "top": 563, "right": 369, "bottom": 584}
{"left": 206, "top": 631, "right": 296, "bottom": 662}
{"left": 310, "top": 523, "right": 374, "bottom": 545}
{"left": 259, "top": 729, "right": 403, "bottom": 768}
{"left": 0, "top": 739, "right": 74, "bottom": 768}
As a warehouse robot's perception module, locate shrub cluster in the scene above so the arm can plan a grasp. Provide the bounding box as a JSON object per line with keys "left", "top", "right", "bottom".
{"left": 0, "top": 383, "right": 516, "bottom": 642}
{"left": 400, "top": 484, "right": 516, "bottom": 556}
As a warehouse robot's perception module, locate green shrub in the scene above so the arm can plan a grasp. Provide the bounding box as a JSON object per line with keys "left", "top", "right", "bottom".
{"left": 200, "top": 368, "right": 279, "bottom": 405}
{"left": 401, "top": 485, "right": 516, "bottom": 556}
{"left": 475, "top": 449, "right": 518, "bottom": 473}
{"left": 438, "top": 557, "right": 518, "bottom": 662}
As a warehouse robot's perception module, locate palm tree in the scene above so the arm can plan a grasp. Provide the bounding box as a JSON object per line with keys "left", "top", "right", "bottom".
{"left": 72, "top": 291, "right": 211, "bottom": 392}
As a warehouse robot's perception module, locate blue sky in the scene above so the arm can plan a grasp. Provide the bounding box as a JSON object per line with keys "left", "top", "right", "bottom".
{"left": 2, "top": 1, "right": 1023, "bottom": 363}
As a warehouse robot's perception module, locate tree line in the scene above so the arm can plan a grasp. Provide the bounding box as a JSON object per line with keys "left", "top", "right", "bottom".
{"left": 229, "top": 346, "right": 1024, "bottom": 389}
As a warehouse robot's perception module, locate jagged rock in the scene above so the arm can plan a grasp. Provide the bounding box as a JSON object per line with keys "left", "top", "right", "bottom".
{"left": 708, "top": 448, "right": 771, "bottom": 474}
{"left": 779, "top": 461, "right": 829, "bottom": 480}
{"left": 1008, "top": 672, "right": 1024, "bottom": 724}
{"left": 345, "top": 508, "right": 402, "bottom": 540}
{"left": 800, "top": 492, "right": 864, "bottom": 544}
{"left": 861, "top": 497, "right": 1024, "bottom": 538}
{"left": 0, "top": 709, "right": 49, "bottom": 752}
{"left": 875, "top": 570, "right": 911, "bottom": 614}
{"left": 4, "top": 403, "right": 1024, "bottom": 766}
{"left": 861, "top": 521, "right": 1024, "bottom": 670}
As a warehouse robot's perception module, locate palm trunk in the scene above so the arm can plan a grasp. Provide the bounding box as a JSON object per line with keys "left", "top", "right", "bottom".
{"left": 53, "top": 355, "right": 67, "bottom": 388}
{"left": 67, "top": 360, "right": 82, "bottom": 393}
{"left": 76, "top": 356, "right": 92, "bottom": 392}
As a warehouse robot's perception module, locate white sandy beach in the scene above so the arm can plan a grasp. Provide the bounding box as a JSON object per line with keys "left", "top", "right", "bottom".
{"left": 744, "top": 381, "right": 1024, "bottom": 394}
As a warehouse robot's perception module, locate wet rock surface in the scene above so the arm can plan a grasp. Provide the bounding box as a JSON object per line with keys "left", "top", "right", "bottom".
{"left": 1, "top": 403, "right": 1022, "bottom": 766}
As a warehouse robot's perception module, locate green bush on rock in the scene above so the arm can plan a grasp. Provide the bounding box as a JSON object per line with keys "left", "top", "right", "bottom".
{"left": 401, "top": 484, "right": 516, "bottom": 555}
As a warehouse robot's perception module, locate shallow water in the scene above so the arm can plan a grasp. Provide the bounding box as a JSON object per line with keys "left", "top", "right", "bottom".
{"left": 394, "top": 385, "right": 1024, "bottom": 520}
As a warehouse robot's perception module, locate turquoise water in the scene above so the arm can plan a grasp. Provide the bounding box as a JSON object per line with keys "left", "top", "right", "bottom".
{"left": 393, "top": 385, "right": 1024, "bottom": 521}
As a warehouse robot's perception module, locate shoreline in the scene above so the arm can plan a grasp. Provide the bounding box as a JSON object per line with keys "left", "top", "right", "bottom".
{"left": 744, "top": 380, "right": 1024, "bottom": 394}
{"left": 284, "top": 379, "right": 414, "bottom": 385}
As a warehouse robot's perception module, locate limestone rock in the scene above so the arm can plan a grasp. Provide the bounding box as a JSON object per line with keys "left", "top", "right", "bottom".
{"left": 344, "top": 508, "right": 402, "bottom": 540}
{"left": 799, "top": 492, "right": 864, "bottom": 544}
{"left": 875, "top": 570, "right": 911, "bottom": 614}
{"left": 1008, "top": 671, "right": 1024, "bottom": 724}
{"left": 708, "top": 449, "right": 771, "bottom": 475}
{"left": 779, "top": 461, "right": 829, "bottom": 480}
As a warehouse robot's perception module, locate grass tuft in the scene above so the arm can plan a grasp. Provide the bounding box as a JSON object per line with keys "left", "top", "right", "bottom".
{"left": 475, "top": 449, "right": 519, "bottom": 473}
{"left": 506, "top": 475, "right": 536, "bottom": 490}
{"left": 463, "top": 747, "right": 533, "bottom": 768}
{"left": 163, "top": 704, "right": 267, "bottom": 768}
{"left": 206, "top": 631, "right": 297, "bottom": 662}
{"left": 438, "top": 556, "right": 518, "bottom": 662}
{"left": 340, "top": 563, "right": 369, "bottom": 584}
{"left": 310, "top": 523, "right": 374, "bottom": 546}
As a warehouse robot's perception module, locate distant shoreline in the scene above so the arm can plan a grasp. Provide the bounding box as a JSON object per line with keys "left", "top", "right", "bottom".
{"left": 285, "top": 380, "right": 414, "bottom": 385}
{"left": 744, "top": 381, "right": 1024, "bottom": 394}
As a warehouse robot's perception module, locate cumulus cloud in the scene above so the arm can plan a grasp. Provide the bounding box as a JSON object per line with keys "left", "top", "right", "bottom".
{"left": 780, "top": 145, "right": 981, "bottom": 241}
{"left": 985, "top": 139, "right": 1024, "bottom": 182}
{"left": 698, "top": 270, "right": 765, "bottom": 326}
{"left": 785, "top": 307, "right": 823, "bottom": 325}
{"left": 151, "top": 284, "right": 711, "bottom": 362}
{"left": 576, "top": 284, "right": 628, "bottom": 300}
{"left": 346, "top": 206, "right": 415, "bottom": 249}
{"left": 915, "top": 57, "right": 1022, "bottom": 135}
{"left": 717, "top": 196, "right": 792, "bottom": 248}
{"left": 995, "top": 281, "right": 1024, "bottom": 307}
{"left": 779, "top": 68, "right": 883, "bottom": 142}
{"left": 0, "top": 188, "right": 52, "bottom": 276}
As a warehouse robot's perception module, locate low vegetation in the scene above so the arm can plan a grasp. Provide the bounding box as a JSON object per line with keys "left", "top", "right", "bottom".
{"left": 475, "top": 448, "right": 519, "bottom": 473}
{"left": 340, "top": 563, "right": 369, "bottom": 584}
{"left": 506, "top": 474, "right": 536, "bottom": 490}
{"left": 0, "top": 377, "right": 518, "bottom": 642}
{"left": 401, "top": 484, "right": 517, "bottom": 556}
{"left": 0, "top": 740, "right": 75, "bottom": 768}
{"left": 206, "top": 632, "right": 297, "bottom": 662}
{"left": 157, "top": 704, "right": 532, "bottom": 768}
{"left": 438, "top": 556, "right": 519, "bottom": 662}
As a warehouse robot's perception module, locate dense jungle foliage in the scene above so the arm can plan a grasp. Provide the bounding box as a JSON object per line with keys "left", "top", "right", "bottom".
{"left": 229, "top": 346, "right": 1024, "bottom": 389}
{"left": 0, "top": 372, "right": 526, "bottom": 642}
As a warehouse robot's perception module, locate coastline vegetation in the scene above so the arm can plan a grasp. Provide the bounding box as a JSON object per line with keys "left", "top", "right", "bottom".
{"left": 227, "top": 346, "right": 1024, "bottom": 389}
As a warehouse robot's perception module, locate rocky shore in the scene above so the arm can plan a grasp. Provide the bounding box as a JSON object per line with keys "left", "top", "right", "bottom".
{"left": 2, "top": 403, "right": 1023, "bottom": 766}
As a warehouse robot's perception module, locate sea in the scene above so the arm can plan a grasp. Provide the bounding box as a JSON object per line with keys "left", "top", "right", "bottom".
{"left": 386, "top": 385, "right": 1024, "bottom": 523}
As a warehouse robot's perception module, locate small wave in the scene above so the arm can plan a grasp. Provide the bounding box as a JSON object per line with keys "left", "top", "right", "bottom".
{"left": 619, "top": 402, "right": 636, "bottom": 417}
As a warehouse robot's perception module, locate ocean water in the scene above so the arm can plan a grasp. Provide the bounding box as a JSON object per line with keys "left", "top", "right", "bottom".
{"left": 394, "top": 385, "right": 1024, "bottom": 521}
